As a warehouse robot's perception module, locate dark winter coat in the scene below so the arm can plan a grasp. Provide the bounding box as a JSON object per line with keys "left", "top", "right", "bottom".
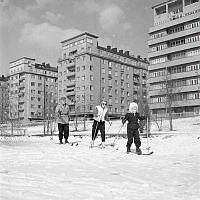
{"left": 122, "top": 112, "right": 146, "bottom": 130}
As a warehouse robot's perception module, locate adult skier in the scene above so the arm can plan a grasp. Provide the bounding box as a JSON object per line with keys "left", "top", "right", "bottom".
{"left": 55, "top": 97, "right": 70, "bottom": 144}
{"left": 91, "top": 100, "right": 110, "bottom": 148}
{"left": 122, "top": 102, "right": 146, "bottom": 154}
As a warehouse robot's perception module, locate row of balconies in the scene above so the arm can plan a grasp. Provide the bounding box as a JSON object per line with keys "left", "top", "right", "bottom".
{"left": 148, "top": 25, "right": 199, "bottom": 46}
{"left": 149, "top": 84, "right": 200, "bottom": 96}
{"left": 148, "top": 69, "right": 199, "bottom": 83}
{"left": 149, "top": 54, "right": 200, "bottom": 70}
{"left": 149, "top": 40, "right": 200, "bottom": 58}
{"left": 149, "top": 98, "right": 200, "bottom": 109}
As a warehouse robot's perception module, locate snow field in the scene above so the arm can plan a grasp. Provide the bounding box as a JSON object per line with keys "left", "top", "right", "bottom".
{"left": 0, "top": 132, "right": 200, "bottom": 200}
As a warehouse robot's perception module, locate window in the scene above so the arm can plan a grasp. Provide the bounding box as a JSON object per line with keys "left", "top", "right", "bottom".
{"left": 90, "top": 75, "right": 94, "bottom": 81}
{"left": 90, "top": 85, "right": 94, "bottom": 91}
{"left": 82, "top": 76, "right": 85, "bottom": 81}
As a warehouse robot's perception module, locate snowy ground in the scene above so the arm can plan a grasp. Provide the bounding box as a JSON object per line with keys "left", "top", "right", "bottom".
{"left": 0, "top": 131, "right": 200, "bottom": 200}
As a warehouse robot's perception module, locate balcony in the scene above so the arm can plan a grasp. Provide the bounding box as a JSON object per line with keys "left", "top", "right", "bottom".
{"left": 18, "top": 93, "right": 25, "bottom": 98}
{"left": 149, "top": 41, "right": 200, "bottom": 58}
{"left": 66, "top": 71, "right": 75, "bottom": 77}
{"left": 149, "top": 54, "right": 200, "bottom": 70}
{"left": 148, "top": 26, "right": 199, "bottom": 46}
{"left": 18, "top": 83, "right": 25, "bottom": 89}
{"left": 66, "top": 80, "right": 76, "bottom": 86}
{"left": 149, "top": 98, "right": 200, "bottom": 109}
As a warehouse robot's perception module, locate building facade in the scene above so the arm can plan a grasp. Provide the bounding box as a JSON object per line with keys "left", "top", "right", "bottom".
{"left": 0, "top": 75, "right": 9, "bottom": 123}
{"left": 9, "top": 57, "right": 58, "bottom": 123}
{"left": 58, "top": 32, "right": 148, "bottom": 117}
{"left": 148, "top": 0, "right": 200, "bottom": 115}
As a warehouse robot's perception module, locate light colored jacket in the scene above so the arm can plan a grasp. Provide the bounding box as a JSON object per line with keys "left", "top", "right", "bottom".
{"left": 93, "top": 105, "right": 108, "bottom": 122}
{"left": 56, "top": 104, "right": 69, "bottom": 124}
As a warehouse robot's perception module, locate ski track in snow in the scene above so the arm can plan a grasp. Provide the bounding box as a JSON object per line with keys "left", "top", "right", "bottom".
{"left": 0, "top": 134, "right": 200, "bottom": 200}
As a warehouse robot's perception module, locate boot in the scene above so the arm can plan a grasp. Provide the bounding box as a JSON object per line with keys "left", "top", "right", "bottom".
{"left": 59, "top": 140, "right": 63, "bottom": 144}
{"left": 65, "top": 140, "right": 69, "bottom": 144}
{"left": 102, "top": 142, "right": 105, "bottom": 148}
{"left": 90, "top": 140, "right": 94, "bottom": 148}
{"left": 127, "top": 146, "right": 131, "bottom": 153}
{"left": 136, "top": 148, "right": 142, "bottom": 155}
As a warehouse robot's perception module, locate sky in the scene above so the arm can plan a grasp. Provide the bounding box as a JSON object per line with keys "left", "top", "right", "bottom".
{"left": 0, "top": 0, "right": 163, "bottom": 76}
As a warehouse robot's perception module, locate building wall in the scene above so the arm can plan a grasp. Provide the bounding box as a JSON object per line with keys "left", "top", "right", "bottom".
{"left": 148, "top": 0, "right": 200, "bottom": 115}
{"left": 59, "top": 32, "right": 148, "bottom": 117}
{"left": 9, "top": 57, "right": 58, "bottom": 123}
{"left": 0, "top": 77, "right": 9, "bottom": 123}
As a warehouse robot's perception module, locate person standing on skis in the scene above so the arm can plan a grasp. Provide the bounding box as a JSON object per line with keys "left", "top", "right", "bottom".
{"left": 91, "top": 100, "right": 110, "bottom": 148}
{"left": 122, "top": 102, "right": 146, "bottom": 154}
{"left": 55, "top": 97, "right": 70, "bottom": 144}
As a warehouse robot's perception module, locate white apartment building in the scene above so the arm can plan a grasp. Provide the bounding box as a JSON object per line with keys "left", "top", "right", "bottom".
{"left": 9, "top": 57, "right": 58, "bottom": 123}
{"left": 58, "top": 32, "right": 148, "bottom": 117}
{"left": 148, "top": 0, "right": 200, "bottom": 115}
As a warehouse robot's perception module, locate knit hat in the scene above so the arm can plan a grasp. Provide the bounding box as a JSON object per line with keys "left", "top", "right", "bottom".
{"left": 129, "top": 102, "right": 138, "bottom": 113}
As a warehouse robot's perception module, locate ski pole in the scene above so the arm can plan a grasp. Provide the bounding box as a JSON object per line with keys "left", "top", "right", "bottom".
{"left": 105, "top": 121, "right": 112, "bottom": 135}
{"left": 111, "top": 124, "right": 124, "bottom": 146}
{"left": 146, "top": 117, "right": 150, "bottom": 151}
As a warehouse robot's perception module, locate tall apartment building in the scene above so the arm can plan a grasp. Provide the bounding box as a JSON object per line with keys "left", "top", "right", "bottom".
{"left": 148, "top": 0, "right": 200, "bottom": 115}
{"left": 9, "top": 57, "right": 58, "bottom": 123}
{"left": 0, "top": 75, "right": 9, "bottom": 123}
{"left": 58, "top": 32, "right": 148, "bottom": 117}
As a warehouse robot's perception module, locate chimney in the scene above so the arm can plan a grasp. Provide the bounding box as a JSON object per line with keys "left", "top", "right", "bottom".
{"left": 107, "top": 45, "right": 111, "bottom": 51}
{"left": 124, "top": 51, "right": 130, "bottom": 56}
{"left": 119, "top": 50, "right": 123, "bottom": 55}
{"left": 111, "top": 48, "right": 117, "bottom": 53}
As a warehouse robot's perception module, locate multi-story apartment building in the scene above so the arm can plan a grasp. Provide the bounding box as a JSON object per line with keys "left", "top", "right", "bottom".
{"left": 148, "top": 0, "right": 200, "bottom": 115}
{"left": 58, "top": 32, "right": 148, "bottom": 117}
{"left": 0, "top": 75, "right": 9, "bottom": 123}
{"left": 9, "top": 57, "right": 58, "bottom": 123}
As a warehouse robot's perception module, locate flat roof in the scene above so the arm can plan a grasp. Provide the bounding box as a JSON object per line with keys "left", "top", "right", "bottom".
{"left": 35, "top": 64, "right": 58, "bottom": 72}
{"left": 9, "top": 57, "right": 35, "bottom": 64}
{"left": 97, "top": 46, "right": 149, "bottom": 64}
{"left": 61, "top": 32, "right": 98, "bottom": 44}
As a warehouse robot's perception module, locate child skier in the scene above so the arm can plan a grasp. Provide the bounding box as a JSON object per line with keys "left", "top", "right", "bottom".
{"left": 122, "top": 102, "right": 146, "bottom": 154}
{"left": 90, "top": 100, "right": 110, "bottom": 148}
